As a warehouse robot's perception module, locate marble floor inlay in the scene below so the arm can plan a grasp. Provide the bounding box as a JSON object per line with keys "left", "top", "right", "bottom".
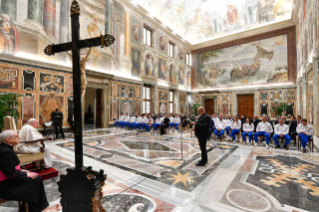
{"left": 59, "top": 133, "right": 237, "bottom": 192}
{"left": 1, "top": 128, "right": 319, "bottom": 212}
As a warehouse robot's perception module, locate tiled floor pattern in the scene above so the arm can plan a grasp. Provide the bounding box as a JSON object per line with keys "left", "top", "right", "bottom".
{"left": 1, "top": 128, "right": 319, "bottom": 212}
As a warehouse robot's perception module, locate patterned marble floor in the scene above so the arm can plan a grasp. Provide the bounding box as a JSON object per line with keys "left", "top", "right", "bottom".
{"left": 1, "top": 128, "right": 319, "bottom": 212}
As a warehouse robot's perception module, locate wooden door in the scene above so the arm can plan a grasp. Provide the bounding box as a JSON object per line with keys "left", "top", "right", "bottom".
{"left": 238, "top": 94, "right": 254, "bottom": 119}
{"left": 96, "top": 89, "right": 103, "bottom": 128}
{"left": 205, "top": 99, "right": 214, "bottom": 115}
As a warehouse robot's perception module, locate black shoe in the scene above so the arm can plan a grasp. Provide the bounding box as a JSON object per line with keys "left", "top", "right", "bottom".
{"left": 196, "top": 162, "right": 206, "bottom": 166}
{"left": 284, "top": 145, "right": 288, "bottom": 150}
{"left": 303, "top": 148, "right": 307, "bottom": 153}
{"left": 276, "top": 145, "right": 281, "bottom": 148}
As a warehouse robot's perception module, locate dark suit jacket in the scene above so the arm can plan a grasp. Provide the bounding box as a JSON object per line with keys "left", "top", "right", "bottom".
{"left": 289, "top": 120, "right": 298, "bottom": 132}
{"left": 195, "top": 113, "right": 211, "bottom": 140}
{"left": 253, "top": 119, "right": 260, "bottom": 132}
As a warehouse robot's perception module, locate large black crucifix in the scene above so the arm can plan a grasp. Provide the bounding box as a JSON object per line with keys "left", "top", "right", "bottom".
{"left": 44, "top": 0, "right": 115, "bottom": 168}
{"left": 44, "top": 1, "right": 115, "bottom": 211}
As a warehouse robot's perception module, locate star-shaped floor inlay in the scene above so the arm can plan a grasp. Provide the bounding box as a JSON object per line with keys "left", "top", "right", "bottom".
{"left": 165, "top": 170, "right": 198, "bottom": 187}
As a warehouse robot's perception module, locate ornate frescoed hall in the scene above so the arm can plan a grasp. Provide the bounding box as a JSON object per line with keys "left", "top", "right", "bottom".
{"left": 0, "top": 0, "right": 319, "bottom": 211}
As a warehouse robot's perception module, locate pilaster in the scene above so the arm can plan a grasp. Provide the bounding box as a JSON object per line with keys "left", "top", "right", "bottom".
{"left": 43, "top": 0, "right": 56, "bottom": 37}
{"left": 27, "top": 0, "right": 44, "bottom": 24}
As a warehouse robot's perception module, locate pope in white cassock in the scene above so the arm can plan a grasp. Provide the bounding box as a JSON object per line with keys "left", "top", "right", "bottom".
{"left": 17, "top": 118, "right": 52, "bottom": 168}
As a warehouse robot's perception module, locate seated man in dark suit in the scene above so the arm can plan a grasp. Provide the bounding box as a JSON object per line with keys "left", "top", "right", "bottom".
{"left": 0, "top": 130, "right": 49, "bottom": 212}
{"left": 288, "top": 116, "right": 298, "bottom": 145}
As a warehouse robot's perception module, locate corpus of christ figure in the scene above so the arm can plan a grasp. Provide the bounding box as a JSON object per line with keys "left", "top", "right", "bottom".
{"left": 66, "top": 48, "right": 91, "bottom": 100}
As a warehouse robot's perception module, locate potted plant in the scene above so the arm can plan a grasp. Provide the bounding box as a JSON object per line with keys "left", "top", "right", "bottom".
{"left": 0, "top": 93, "right": 20, "bottom": 132}
{"left": 272, "top": 103, "right": 288, "bottom": 117}
{"left": 192, "top": 104, "right": 201, "bottom": 116}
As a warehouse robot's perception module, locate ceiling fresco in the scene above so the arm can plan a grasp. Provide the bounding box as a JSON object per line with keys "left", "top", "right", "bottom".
{"left": 131, "top": 0, "right": 293, "bottom": 44}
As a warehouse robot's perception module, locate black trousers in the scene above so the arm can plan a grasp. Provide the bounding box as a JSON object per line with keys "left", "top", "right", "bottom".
{"left": 289, "top": 131, "right": 298, "bottom": 143}
{"left": 198, "top": 137, "right": 207, "bottom": 163}
{"left": 55, "top": 121, "right": 65, "bottom": 139}
{"left": 0, "top": 176, "right": 49, "bottom": 212}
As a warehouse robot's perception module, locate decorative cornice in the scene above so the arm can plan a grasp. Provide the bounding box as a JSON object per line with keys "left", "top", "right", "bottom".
{"left": 192, "top": 20, "right": 295, "bottom": 50}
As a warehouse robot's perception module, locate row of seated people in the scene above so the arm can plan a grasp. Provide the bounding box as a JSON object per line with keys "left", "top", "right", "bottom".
{"left": 210, "top": 114, "right": 313, "bottom": 153}
{"left": 114, "top": 113, "right": 194, "bottom": 133}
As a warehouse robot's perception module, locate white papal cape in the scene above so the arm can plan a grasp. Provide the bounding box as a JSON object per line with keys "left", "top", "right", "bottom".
{"left": 18, "top": 124, "right": 52, "bottom": 168}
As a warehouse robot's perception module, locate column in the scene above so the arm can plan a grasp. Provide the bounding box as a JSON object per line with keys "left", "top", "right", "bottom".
{"left": 124, "top": 11, "right": 130, "bottom": 56}
{"left": 1, "top": 0, "right": 17, "bottom": 21}
{"left": 313, "top": 58, "right": 319, "bottom": 136}
{"left": 105, "top": 0, "right": 112, "bottom": 35}
{"left": 28, "top": 0, "right": 44, "bottom": 24}
{"left": 296, "top": 81, "right": 299, "bottom": 115}
{"left": 302, "top": 74, "right": 307, "bottom": 118}
{"left": 174, "top": 90, "right": 179, "bottom": 113}
{"left": 43, "top": 0, "right": 56, "bottom": 37}
{"left": 59, "top": 0, "right": 69, "bottom": 61}
{"left": 105, "top": 88, "right": 109, "bottom": 128}
{"left": 154, "top": 84, "right": 158, "bottom": 113}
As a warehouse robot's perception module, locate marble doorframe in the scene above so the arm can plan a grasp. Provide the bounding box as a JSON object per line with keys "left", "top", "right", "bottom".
{"left": 85, "top": 71, "right": 113, "bottom": 128}
{"left": 231, "top": 91, "right": 258, "bottom": 116}
{"left": 201, "top": 94, "right": 218, "bottom": 114}
{"left": 85, "top": 83, "right": 109, "bottom": 128}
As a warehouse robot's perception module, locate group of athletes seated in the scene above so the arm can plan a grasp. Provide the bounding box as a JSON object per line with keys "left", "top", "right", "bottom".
{"left": 210, "top": 114, "right": 313, "bottom": 153}
{"left": 114, "top": 112, "right": 314, "bottom": 153}
{"left": 114, "top": 113, "right": 194, "bottom": 133}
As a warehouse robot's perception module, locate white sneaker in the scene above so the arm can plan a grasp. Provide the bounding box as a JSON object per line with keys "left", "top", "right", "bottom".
{"left": 266, "top": 144, "right": 269, "bottom": 149}
{"left": 254, "top": 143, "right": 257, "bottom": 147}
{"left": 249, "top": 142, "right": 251, "bottom": 146}
{"left": 233, "top": 141, "right": 236, "bottom": 144}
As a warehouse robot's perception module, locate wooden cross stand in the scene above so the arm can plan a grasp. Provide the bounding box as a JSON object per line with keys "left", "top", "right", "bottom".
{"left": 44, "top": 0, "right": 115, "bottom": 168}
{"left": 44, "top": 1, "right": 115, "bottom": 211}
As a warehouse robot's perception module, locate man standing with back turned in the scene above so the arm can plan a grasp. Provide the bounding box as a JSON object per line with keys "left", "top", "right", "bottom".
{"left": 191, "top": 107, "right": 211, "bottom": 166}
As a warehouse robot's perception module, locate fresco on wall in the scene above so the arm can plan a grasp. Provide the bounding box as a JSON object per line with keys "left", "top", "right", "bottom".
{"left": 179, "top": 66, "right": 184, "bottom": 85}
{"left": 132, "top": 24, "right": 142, "bottom": 42}
{"left": 120, "top": 100, "right": 133, "bottom": 115}
{"left": 158, "top": 58, "right": 167, "bottom": 81}
{"left": 159, "top": 91, "right": 168, "bottom": 101}
{"left": 178, "top": 48, "right": 184, "bottom": 61}
{"left": 169, "top": 64, "right": 178, "bottom": 84}
{"left": 87, "top": 13, "right": 103, "bottom": 68}
{"left": 158, "top": 35, "right": 167, "bottom": 52}
{"left": 0, "top": 69, "right": 18, "bottom": 90}
{"left": 186, "top": 71, "right": 191, "bottom": 87}
{"left": 0, "top": 13, "right": 19, "bottom": 55}
{"left": 40, "top": 73, "right": 64, "bottom": 93}
{"left": 196, "top": 35, "right": 288, "bottom": 89}
{"left": 145, "top": 53, "right": 154, "bottom": 76}
{"left": 131, "top": 48, "right": 141, "bottom": 76}
{"left": 131, "top": 0, "right": 293, "bottom": 44}
{"left": 159, "top": 102, "right": 167, "bottom": 113}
